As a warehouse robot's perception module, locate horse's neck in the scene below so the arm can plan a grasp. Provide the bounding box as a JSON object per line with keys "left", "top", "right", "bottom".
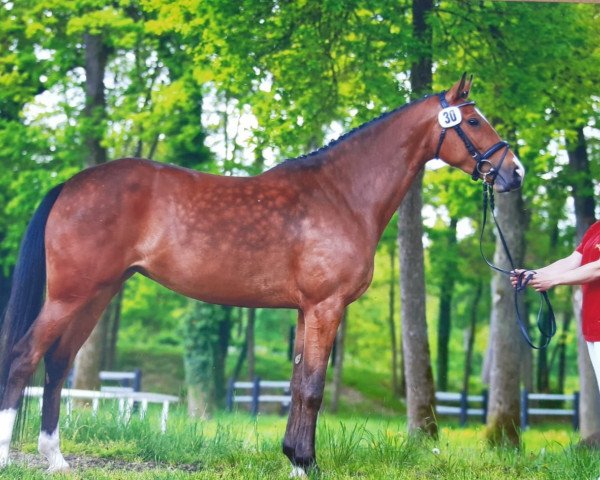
{"left": 321, "top": 96, "right": 436, "bottom": 240}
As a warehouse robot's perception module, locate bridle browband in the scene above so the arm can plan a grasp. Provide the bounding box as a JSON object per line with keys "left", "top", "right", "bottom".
{"left": 434, "top": 91, "right": 556, "bottom": 350}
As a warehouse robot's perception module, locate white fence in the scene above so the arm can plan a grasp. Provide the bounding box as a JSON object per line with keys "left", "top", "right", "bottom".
{"left": 24, "top": 387, "right": 179, "bottom": 433}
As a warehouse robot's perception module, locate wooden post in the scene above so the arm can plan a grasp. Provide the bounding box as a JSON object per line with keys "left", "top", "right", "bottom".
{"left": 459, "top": 390, "right": 468, "bottom": 427}
{"left": 251, "top": 377, "right": 261, "bottom": 416}
{"left": 482, "top": 390, "right": 488, "bottom": 424}
{"left": 574, "top": 391, "right": 580, "bottom": 431}
{"left": 520, "top": 390, "right": 529, "bottom": 430}
{"left": 226, "top": 378, "right": 235, "bottom": 412}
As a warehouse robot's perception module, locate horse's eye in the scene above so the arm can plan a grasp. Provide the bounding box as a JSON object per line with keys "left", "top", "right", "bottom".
{"left": 467, "top": 118, "right": 480, "bottom": 126}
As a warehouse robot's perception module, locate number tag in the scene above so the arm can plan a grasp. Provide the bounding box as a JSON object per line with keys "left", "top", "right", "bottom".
{"left": 438, "top": 107, "right": 462, "bottom": 128}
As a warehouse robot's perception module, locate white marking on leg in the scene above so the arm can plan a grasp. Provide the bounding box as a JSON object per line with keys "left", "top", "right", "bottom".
{"left": 290, "top": 466, "right": 307, "bottom": 478}
{"left": 0, "top": 409, "right": 17, "bottom": 467}
{"left": 38, "top": 428, "right": 70, "bottom": 472}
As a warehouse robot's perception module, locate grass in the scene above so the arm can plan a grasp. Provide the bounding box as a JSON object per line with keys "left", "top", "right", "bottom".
{"left": 4, "top": 405, "right": 600, "bottom": 479}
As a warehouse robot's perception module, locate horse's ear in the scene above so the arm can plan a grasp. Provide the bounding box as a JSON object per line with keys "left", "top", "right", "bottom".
{"left": 447, "top": 72, "right": 473, "bottom": 101}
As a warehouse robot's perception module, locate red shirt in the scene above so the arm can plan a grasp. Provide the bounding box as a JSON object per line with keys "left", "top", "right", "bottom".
{"left": 576, "top": 221, "right": 600, "bottom": 342}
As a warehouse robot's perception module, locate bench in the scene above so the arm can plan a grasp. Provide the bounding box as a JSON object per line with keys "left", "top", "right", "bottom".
{"left": 24, "top": 386, "right": 178, "bottom": 433}
{"left": 226, "top": 377, "right": 291, "bottom": 415}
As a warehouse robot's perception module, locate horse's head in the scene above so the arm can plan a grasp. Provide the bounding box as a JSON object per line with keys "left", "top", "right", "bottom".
{"left": 430, "top": 74, "right": 525, "bottom": 192}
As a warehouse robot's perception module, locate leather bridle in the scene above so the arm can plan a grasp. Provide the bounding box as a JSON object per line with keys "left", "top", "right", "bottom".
{"left": 433, "top": 91, "right": 556, "bottom": 349}
{"left": 433, "top": 91, "right": 510, "bottom": 185}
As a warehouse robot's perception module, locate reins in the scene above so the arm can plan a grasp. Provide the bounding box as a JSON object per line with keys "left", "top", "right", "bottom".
{"left": 435, "top": 91, "right": 557, "bottom": 349}
{"left": 479, "top": 183, "right": 557, "bottom": 349}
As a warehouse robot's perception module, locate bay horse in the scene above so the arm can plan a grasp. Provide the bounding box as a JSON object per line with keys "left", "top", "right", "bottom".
{"left": 0, "top": 74, "right": 524, "bottom": 474}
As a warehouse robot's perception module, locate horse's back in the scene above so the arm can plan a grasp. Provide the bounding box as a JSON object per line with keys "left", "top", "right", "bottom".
{"left": 44, "top": 157, "right": 372, "bottom": 309}
{"left": 44, "top": 158, "right": 305, "bottom": 307}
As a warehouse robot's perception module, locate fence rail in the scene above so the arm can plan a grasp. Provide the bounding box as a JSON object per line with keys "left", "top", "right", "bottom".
{"left": 226, "top": 378, "right": 291, "bottom": 415}
{"left": 435, "top": 390, "right": 580, "bottom": 430}
{"left": 226, "top": 383, "right": 579, "bottom": 429}
{"left": 24, "top": 386, "right": 178, "bottom": 433}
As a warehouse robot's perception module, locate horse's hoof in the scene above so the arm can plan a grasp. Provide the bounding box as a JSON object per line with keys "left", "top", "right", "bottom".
{"left": 290, "top": 466, "right": 308, "bottom": 478}
{"left": 46, "top": 460, "right": 70, "bottom": 474}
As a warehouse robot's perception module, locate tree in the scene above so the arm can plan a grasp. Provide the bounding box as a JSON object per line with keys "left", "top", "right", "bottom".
{"left": 433, "top": 216, "right": 458, "bottom": 391}
{"left": 485, "top": 190, "right": 526, "bottom": 446}
{"left": 567, "top": 127, "right": 600, "bottom": 444}
{"left": 183, "top": 301, "right": 233, "bottom": 417}
{"left": 397, "top": 0, "right": 437, "bottom": 437}
{"left": 330, "top": 310, "right": 347, "bottom": 413}
{"left": 72, "top": 30, "right": 111, "bottom": 391}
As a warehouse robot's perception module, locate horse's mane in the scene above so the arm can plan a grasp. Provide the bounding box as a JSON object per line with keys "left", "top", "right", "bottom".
{"left": 281, "top": 93, "right": 433, "bottom": 165}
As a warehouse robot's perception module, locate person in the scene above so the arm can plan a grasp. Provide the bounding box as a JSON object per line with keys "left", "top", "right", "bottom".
{"left": 511, "top": 221, "right": 600, "bottom": 387}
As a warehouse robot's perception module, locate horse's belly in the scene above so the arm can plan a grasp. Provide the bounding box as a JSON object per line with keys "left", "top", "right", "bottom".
{"left": 142, "top": 253, "right": 298, "bottom": 309}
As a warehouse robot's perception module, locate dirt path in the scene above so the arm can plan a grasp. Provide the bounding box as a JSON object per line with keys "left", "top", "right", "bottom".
{"left": 10, "top": 451, "right": 202, "bottom": 473}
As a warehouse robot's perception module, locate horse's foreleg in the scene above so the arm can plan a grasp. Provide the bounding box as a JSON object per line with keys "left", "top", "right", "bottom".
{"left": 283, "top": 311, "right": 305, "bottom": 465}
{"left": 289, "top": 300, "right": 343, "bottom": 475}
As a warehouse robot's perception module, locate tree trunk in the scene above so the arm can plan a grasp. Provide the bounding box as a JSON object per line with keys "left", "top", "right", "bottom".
{"left": 398, "top": 171, "right": 437, "bottom": 436}
{"left": 104, "top": 287, "right": 124, "bottom": 371}
{"left": 567, "top": 126, "right": 600, "bottom": 442}
{"left": 462, "top": 281, "right": 482, "bottom": 394}
{"left": 436, "top": 217, "right": 457, "bottom": 391}
{"left": 187, "top": 384, "right": 212, "bottom": 419}
{"left": 396, "top": 0, "right": 436, "bottom": 437}
{"left": 537, "top": 219, "right": 561, "bottom": 392}
{"left": 183, "top": 302, "right": 226, "bottom": 417}
{"left": 73, "top": 32, "right": 111, "bottom": 391}
{"left": 330, "top": 310, "right": 347, "bottom": 413}
{"left": 485, "top": 189, "right": 526, "bottom": 447}
{"left": 72, "top": 318, "right": 105, "bottom": 391}
{"left": 82, "top": 33, "right": 108, "bottom": 168}
{"left": 246, "top": 308, "right": 256, "bottom": 380}
{"left": 213, "top": 307, "right": 232, "bottom": 407}
{"left": 556, "top": 312, "right": 571, "bottom": 393}
{"left": 388, "top": 243, "right": 400, "bottom": 396}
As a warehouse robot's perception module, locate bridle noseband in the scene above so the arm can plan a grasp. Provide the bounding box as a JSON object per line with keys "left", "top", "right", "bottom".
{"left": 432, "top": 91, "right": 556, "bottom": 350}
{"left": 433, "top": 91, "right": 510, "bottom": 184}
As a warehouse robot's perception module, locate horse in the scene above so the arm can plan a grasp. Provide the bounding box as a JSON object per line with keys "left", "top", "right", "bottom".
{"left": 0, "top": 74, "right": 524, "bottom": 475}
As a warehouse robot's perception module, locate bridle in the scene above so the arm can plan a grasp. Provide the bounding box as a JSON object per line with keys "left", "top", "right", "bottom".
{"left": 433, "top": 91, "right": 510, "bottom": 185}
{"left": 434, "top": 91, "right": 556, "bottom": 350}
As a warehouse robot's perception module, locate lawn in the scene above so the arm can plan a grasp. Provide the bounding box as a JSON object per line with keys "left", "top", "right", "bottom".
{"left": 3, "top": 406, "right": 599, "bottom": 479}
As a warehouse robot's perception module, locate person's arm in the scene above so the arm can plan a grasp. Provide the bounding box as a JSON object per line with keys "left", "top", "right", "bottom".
{"left": 510, "top": 251, "right": 582, "bottom": 290}
{"left": 529, "top": 255, "right": 600, "bottom": 292}
{"left": 533, "top": 250, "right": 583, "bottom": 275}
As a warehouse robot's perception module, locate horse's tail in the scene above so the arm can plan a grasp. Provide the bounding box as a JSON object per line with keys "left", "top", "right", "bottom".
{"left": 0, "top": 183, "right": 65, "bottom": 406}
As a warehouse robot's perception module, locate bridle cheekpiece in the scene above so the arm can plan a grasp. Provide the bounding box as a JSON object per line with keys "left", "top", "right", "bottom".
{"left": 433, "top": 91, "right": 510, "bottom": 185}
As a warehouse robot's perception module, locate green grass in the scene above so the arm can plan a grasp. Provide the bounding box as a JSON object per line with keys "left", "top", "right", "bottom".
{"left": 4, "top": 406, "right": 600, "bottom": 479}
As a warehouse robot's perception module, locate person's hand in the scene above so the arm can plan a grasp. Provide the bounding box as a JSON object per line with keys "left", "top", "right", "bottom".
{"left": 510, "top": 269, "right": 536, "bottom": 290}
{"left": 528, "top": 271, "right": 556, "bottom": 292}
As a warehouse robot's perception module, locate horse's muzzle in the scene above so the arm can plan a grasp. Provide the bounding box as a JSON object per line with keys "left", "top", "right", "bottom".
{"left": 495, "top": 156, "right": 525, "bottom": 193}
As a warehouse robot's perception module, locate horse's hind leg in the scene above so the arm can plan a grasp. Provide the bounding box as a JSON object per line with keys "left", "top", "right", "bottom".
{"left": 37, "top": 287, "right": 119, "bottom": 472}
{"left": 37, "top": 342, "right": 72, "bottom": 472}
{"left": 0, "top": 289, "right": 116, "bottom": 469}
